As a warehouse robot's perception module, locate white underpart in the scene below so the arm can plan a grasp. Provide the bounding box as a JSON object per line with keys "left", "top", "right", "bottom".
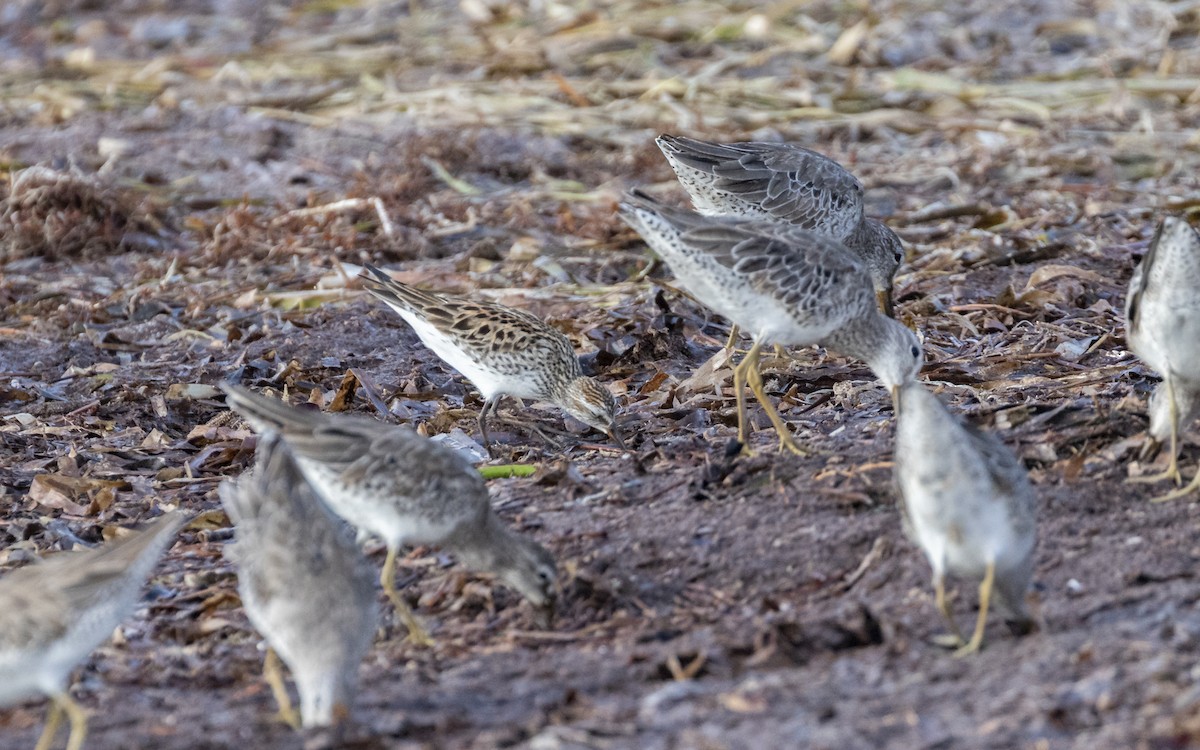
{"left": 297, "top": 459, "right": 461, "bottom": 549}
{"left": 634, "top": 211, "right": 846, "bottom": 346}
{"left": 895, "top": 391, "right": 1033, "bottom": 584}
{"left": 386, "top": 304, "right": 547, "bottom": 401}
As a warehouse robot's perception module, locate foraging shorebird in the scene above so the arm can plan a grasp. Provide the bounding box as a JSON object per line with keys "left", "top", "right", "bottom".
{"left": 0, "top": 512, "right": 184, "bottom": 750}
{"left": 619, "top": 193, "right": 921, "bottom": 454}
{"left": 221, "top": 434, "right": 376, "bottom": 729}
{"left": 893, "top": 381, "right": 1037, "bottom": 656}
{"left": 359, "top": 264, "right": 623, "bottom": 456}
{"left": 1126, "top": 216, "right": 1200, "bottom": 501}
{"left": 655, "top": 134, "right": 903, "bottom": 317}
{"left": 220, "top": 384, "right": 558, "bottom": 644}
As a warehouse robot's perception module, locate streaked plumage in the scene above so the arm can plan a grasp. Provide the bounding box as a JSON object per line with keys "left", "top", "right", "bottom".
{"left": 655, "top": 134, "right": 903, "bottom": 315}
{"left": 220, "top": 434, "right": 376, "bottom": 729}
{"left": 1126, "top": 216, "right": 1200, "bottom": 501}
{"left": 359, "top": 265, "right": 623, "bottom": 456}
{"left": 220, "top": 384, "right": 558, "bottom": 643}
{"left": 619, "top": 193, "right": 921, "bottom": 454}
{"left": 0, "top": 512, "right": 184, "bottom": 750}
{"left": 893, "top": 382, "right": 1037, "bottom": 655}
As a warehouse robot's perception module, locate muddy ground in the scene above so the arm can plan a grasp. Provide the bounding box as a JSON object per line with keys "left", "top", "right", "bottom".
{"left": 3, "top": 1, "right": 1200, "bottom": 748}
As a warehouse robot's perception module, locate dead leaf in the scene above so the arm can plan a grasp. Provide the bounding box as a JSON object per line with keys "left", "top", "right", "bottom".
{"left": 678, "top": 349, "right": 733, "bottom": 395}
{"left": 329, "top": 370, "right": 359, "bottom": 412}
{"left": 1023, "top": 264, "right": 1105, "bottom": 293}
{"left": 28, "top": 474, "right": 127, "bottom": 515}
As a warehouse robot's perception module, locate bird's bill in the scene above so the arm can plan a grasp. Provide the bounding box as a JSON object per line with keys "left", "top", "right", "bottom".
{"left": 890, "top": 385, "right": 901, "bottom": 415}
{"left": 607, "top": 425, "right": 628, "bottom": 452}
{"left": 877, "top": 289, "right": 895, "bottom": 318}
{"left": 533, "top": 598, "right": 556, "bottom": 629}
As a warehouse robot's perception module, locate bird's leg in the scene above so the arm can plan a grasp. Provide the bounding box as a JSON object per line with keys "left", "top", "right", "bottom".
{"left": 33, "top": 697, "right": 64, "bottom": 750}
{"left": 725, "top": 325, "right": 783, "bottom": 359}
{"left": 381, "top": 546, "right": 433, "bottom": 646}
{"left": 478, "top": 395, "right": 499, "bottom": 459}
{"left": 731, "top": 343, "right": 753, "bottom": 454}
{"left": 36, "top": 692, "right": 88, "bottom": 750}
{"left": 263, "top": 649, "right": 301, "bottom": 730}
{"left": 59, "top": 692, "right": 88, "bottom": 750}
{"left": 1131, "top": 378, "right": 1184, "bottom": 486}
{"left": 486, "top": 398, "right": 564, "bottom": 451}
{"left": 930, "top": 572, "right": 966, "bottom": 649}
{"left": 1153, "top": 466, "right": 1200, "bottom": 502}
{"left": 953, "top": 561, "right": 995, "bottom": 657}
{"left": 724, "top": 325, "right": 741, "bottom": 354}
{"left": 742, "top": 340, "right": 807, "bottom": 456}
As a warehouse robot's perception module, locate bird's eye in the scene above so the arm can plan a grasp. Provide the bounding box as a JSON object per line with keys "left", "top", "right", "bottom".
{"left": 910, "top": 345, "right": 920, "bottom": 358}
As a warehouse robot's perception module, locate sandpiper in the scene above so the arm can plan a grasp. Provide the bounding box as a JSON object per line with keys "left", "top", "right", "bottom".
{"left": 220, "top": 384, "right": 558, "bottom": 644}
{"left": 619, "top": 194, "right": 921, "bottom": 454}
{"left": 220, "top": 433, "right": 376, "bottom": 729}
{"left": 1126, "top": 216, "right": 1200, "bottom": 501}
{"left": 893, "top": 381, "right": 1037, "bottom": 656}
{"left": 656, "top": 134, "right": 903, "bottom": 317}
{"left": 0, "top": 511, "right": 184, "bottom": 750}
{"left": 359, "top": 264, "right": 623, "bottom": 456}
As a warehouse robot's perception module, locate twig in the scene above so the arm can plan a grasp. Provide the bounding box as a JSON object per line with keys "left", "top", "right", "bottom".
{"left": 842, "top": 536, "right": 888, "bottom": 592}
{"left": 370, "top": 196, "right": 396, "bottom": 241}
{"left": 270, "top": 198, "right": 372, "bottom": 225}
{"left": 898, "top": 203, "right": 993, "bottom": 225}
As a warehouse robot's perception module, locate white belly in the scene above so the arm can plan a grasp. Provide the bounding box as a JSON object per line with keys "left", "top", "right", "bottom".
{"left": 900, "top": 471, "right": 1025, "bottom": 580}
{"left": 0, "top": 650, "right": 46, "bottom": 706}
{"left": 667, "top": 254, "right": 834, "bottom": 346}
{"left": 399, "top": 313, "right": 544, "bottom": 401}
{"left": 297, "top": 460, "right": 461, "bottom": 548}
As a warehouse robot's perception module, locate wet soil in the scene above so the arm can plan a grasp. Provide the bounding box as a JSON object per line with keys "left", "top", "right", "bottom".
{"left": 3, "top": 1, "right": 1200, "bottom": 749}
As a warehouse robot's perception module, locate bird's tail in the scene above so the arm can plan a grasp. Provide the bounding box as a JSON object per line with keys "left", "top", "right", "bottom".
{"left": 220, "top": 382, "right": 324, "bottom": 435}
{"left": 358, "top": 264, "right": 443, "bottom": 314}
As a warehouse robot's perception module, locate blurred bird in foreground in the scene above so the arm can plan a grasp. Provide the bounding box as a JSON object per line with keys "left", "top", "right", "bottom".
{"left": 220, "top": 384, "right": 559, "bottom": 645}
{"left": 221, "top": 433, "right": 377, "bottom": 730}
{"left": 0, "top": 511, "right": 184, "bottom": 750}
{"left": 893, "top": 382, "right": 1037, "bottom": 656}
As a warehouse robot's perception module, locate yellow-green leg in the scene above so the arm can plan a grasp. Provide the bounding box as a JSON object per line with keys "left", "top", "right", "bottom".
{"left": 741, "top": 340, "right": 807, "bottom": 456}
{"left": 381, "top": 546, "right": 433, "bottom": 646}
{"left": 726, "top": 325, "right": 786, "bottom": 359}
{"left": 954, "top": 560, "right": 995, "bottom": 657}
{"left": 732, "top": 340, "right": 753, "bottom": 452}
{"left": 33, "top": 697, "right": 64, "bottom": 750}
{"left": 1132, "top": 378, "right": 1184, "bottom": 487}
{"left": 724, "top": 325, "right": 741, "bottom": 354}
{"left": 60, "top": 692, "right": 87, "bottom": 750}
{"left": 1153, "top": 467, "right": 1200, "bottom": 502}
{"left": 930, "top": 573, "right": 966, "bottom": 649}
{"left": 34, "top": 692, "right": 87, "bottom": 750}
{"left": 263, "top": 649, "right": 301, "bottom": 730}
